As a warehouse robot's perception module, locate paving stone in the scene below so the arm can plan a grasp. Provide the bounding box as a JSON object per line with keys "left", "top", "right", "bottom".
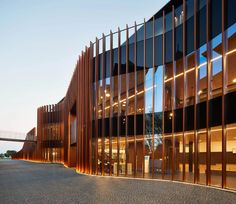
{"left": 0, "top": 160, "right": 236, "bottom": 204}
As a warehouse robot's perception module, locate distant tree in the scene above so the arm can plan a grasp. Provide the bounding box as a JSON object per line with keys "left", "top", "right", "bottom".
{"left": 5, "top": 150, "right": 17, "bottom": 158}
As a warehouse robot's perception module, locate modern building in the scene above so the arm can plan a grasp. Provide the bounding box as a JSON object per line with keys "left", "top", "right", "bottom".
{"left": 13, "top": 0, "right": 236, "bottom": 191}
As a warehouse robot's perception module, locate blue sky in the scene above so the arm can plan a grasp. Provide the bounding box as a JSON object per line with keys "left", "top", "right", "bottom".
{"left": 0, "top": 0, "right": 168, "bottom": 153}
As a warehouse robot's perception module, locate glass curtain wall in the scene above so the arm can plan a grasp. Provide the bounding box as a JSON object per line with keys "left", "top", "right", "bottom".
{"left": 225, "top": 0, "right": 236, "bottom": 190}
{"left": 87, "top": 0, "right": 236, "bottom": 191}
{"left": 153, "top": 13, "right": 163, "bottom": 179}
{"left": 127, "top": 27, "right": 135, "bottom": 177}
{"left": 174, "top": 2, "right": 184, "bottom": 182}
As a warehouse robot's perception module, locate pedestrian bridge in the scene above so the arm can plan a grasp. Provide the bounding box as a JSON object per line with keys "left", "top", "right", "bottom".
{"left": 0, "top": 130, "right": 37, "bottom": 143}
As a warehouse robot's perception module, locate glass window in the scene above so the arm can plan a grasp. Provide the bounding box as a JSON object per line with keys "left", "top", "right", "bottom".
{"left": 98, "top": 80, "right": 103, "bottom": 119}
{"left": 197, "top": 0, "right": 206, "bottom": 48}
{"left": 104, "top": 129, "right": 110, "bottom": 175}
{"left": 209, "top": 34, "right": 222, "bottom": 128}
{"left": 164, "top": 134, "right": 172, "bottom": 179}
{"left": 226, "top": 123, "right": 236, "bottom": 189}
{"left": 137, "top": 40, "right": 144, "bottom": 71}
{"left": 98, "top": 136, "right": 102, "bottom": 175}
{"left": 175, "top": 24, "right": 183, "bottom": 60}
{"left": 186, "top": 0, "right": 194, "bottom": 20}
{"left": 128, "top": 72, "right": 135, "bottom": 115}
{"left": 154, "top": 66, "right": 163, "bottom": 113}
{"left": 210, "top": 126, "right": 222, "bottom": 187}
{"left": 165, "top": 30, "right": 173, "bottom": 63}
{"left": 154, "top": 35, "right": 163, "bottom": 66}
{"left": 185, "top": 132, "right": 195, "bottom": 183}
{"left": 99, "top": 54, "right": 103, "bottom": 80}
{"left": 119, "top": 137, "right": 126, "bottom": 176}
{"left": 112, "top": 76, "right": 118, "bottom": 115}
{"left": 146, "top": 20, "right": 153, "bottom": 39}
{"left": 164, "top": 86, "right": 172, "bottom": 134}
{"left": 186, "top": 16, "right": 194, "bottom": 55}
{"left": 137, "top": 24, "right": 144, "bottom": 42}
{"left": 121, "top": 45, "right": 126, "bottom": 75}
{"left": 127, "top": 129, "right": 135, "bottom": 177}
{"left": 226, "top": 23, "right": 236, "bottom": 93}
{"left": 175, "top": 5, "right": 183, "bottom": 27}
{"left": 112, "top": 48, "right": 118, "bottom": 76}
{"left": 210, "top": 0, "right": 222, "bottom": 39}
{"left": 186, "top": 53, "right": 195, "bottom": 106}
{"left": 174, "top": 133, "right": 183, "bottom": 181}
{"left": 136, "top": 129, "right": 143, "bottom": 177}
{"left": 129, "top": 27, "right": 135, "bottom": 44}
{"left": 129, "top": 43, "right": 135, "bottom": 73}
{"left": 120, "top": 74, "right": 126, "bottom": 115}
{"left": 165, "top": 11, "right": 173, "bottom": 63}
{"left": 153, "top": 132, "right": 163, "bottom": 179}
{"left": 145, "top": 68, "right": 153, "bottom": 114}
{"left": 165, "top": 11, "right": 172, "bottom": 33}
{"left": 154, "top": 65, "right": 163, "bottom": 179}
{"left": 154, "top": 16, "right": 163, "bottom": 36}
{"left": 136, "top": 70, "right": 144, "bottom": 114}
{"left": 197, "top": 130, "right": 207, "bottom": 185}
{"left": 186, "top": 0, "right": 194, "bottom": 54}
{"left": 225, "top": 0, "right": 236, "bottom": 29}
{"left": 105, "top": 51, "right": 110, "bottom": 78}
{"left": 144, "top": 112, "right": 153, "bottom": 178}
{"left": 146, "top": 38, "right": 153, "bottom": 69}
{"left": 197, "top": 45, "right": 207, "bottom": 104}
{"left": 105, "top": 78, "right": 110, "bottom": 117}
{"left": 185, "top": 53, "right": 195, "bottom": 131}
{"left": 112, "top": 136, "right": 118, "bottom": 175}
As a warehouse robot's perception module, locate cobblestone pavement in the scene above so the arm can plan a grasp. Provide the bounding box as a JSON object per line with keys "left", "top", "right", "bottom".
{"left": 0, "top": 160, "right": 236, "bottom": 204}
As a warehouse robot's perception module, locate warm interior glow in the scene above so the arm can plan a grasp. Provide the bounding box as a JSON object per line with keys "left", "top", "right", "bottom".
{"left": 164, "top": 48, "right": 236, "bottom": 83}
{"left": 198, "top": 90, "right": 202, "bottom": 95}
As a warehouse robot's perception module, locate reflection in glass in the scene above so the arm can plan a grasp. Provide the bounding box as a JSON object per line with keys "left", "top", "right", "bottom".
{"left": 164, "top": 135, "right": 172, "bottom": 180}
{"left": 144, "top": 68, "right": 153, "bottom": 178}
{"left": 137, "top": 70, "right": 144, "bottom": 114}
{"left": 210, "top": 126, "right": 222, "bottom": 187}
{"left": 197, "top": 45, "right": 207, "bottom": 103}
{"left": 145, "top": 69, "right": 153, "bottom": 114}
{"left": 98, "top": 138, "right": 102, "bottom": 175}
{"left": 98, "top": 80, "right": 103, "bottom": 119}
{"left": 119, "top": 137, "right": 126, "bottom": 176}
{"left": 112, "top": 76, "right": 118, "bottom": 115}
{"left": 153, "top": 66, "right": 163, "bottom": 179}
{"left": 185, "top": 132, "right": 194, "bottom": 183}
{"left": 154, "top": 66, "right": 163, "bottom": 113}
{"left": 112, "top": 137, "right": 118, "bottom": 175}
{"left": 154, "top": 16, "right": 163, "bottom": 36}
{"left": 197, "top": 0, "right": 206, "bottom": 48}
{"left": 226, "top": 23, "right": 236, "bottom": 93}
{"left": 105, "top": 78, "right": 110, "bottom": 117}
{"left": 210, "top": 34, "right": 222, "bottom": 99}
{"left": 120, "top": 74, "right": 126, "bottom": 115}
{"left": 197, "top": 130, "right": 207, "bottom": 185}
{"left": 226, "top": 123, "right": 236, "bottom": 189}
{"left": 174, "top": 133, "right": 183, "bottom": 181}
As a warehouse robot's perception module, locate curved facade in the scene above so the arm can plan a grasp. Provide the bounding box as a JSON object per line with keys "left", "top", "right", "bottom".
{"left": 14, "top": 0, "right": 236, "bottom": 191}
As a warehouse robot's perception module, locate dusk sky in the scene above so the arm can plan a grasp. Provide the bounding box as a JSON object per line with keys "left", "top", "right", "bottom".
{"left": 0, "top": 0, "right": 168, "bottom": 153}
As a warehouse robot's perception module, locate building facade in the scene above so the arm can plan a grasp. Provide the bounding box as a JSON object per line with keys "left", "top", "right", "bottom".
{"left": 14, "top": 0, "right": 236, "bottom": 191}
